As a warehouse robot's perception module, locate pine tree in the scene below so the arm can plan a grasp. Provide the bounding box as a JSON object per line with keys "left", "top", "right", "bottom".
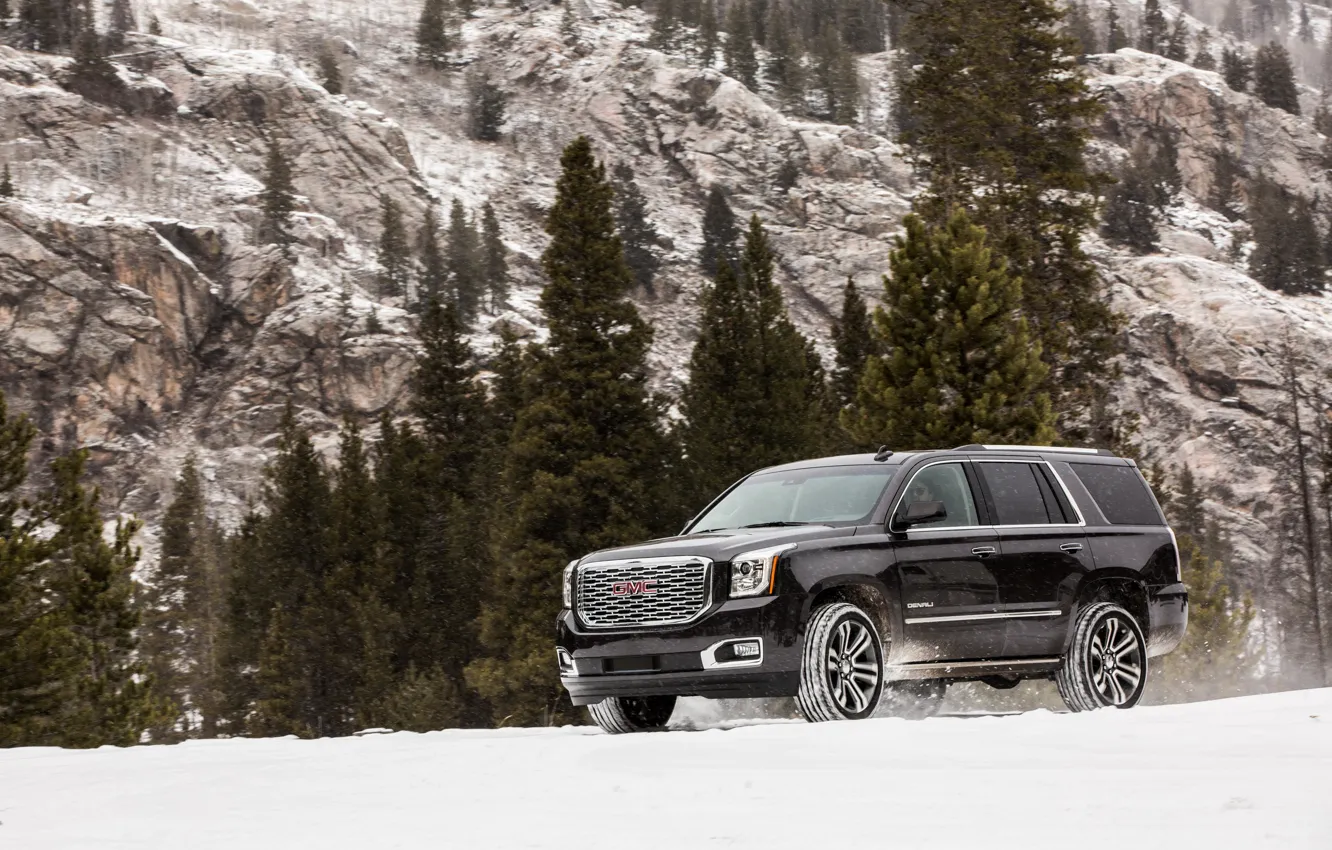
{"left": 1300, "top": 3, "right": 1314, "bottom": 42}
{"left": 612, "top": 163, "right": 661, "bottom": 296}
{"left": 42, "top": 449, "right": 164, "bottom": 747}
{"left": 1221, "top": 0, "right": 1245, "bottom": 36}
{"left": 1153, "top": 532, "right": 1255, "bottom": 701}
{"left": 18, "top": 0, "right": 75, "bottom": 53}
{"left": 418, "top": 205, "right": 448, "bottom": 305}
{"left": 445, "top": 198, "right": 482, "bottom": 320}
{"left": 650, "top": 0, "right": 679, "bottom": 50}
{"left": 723, "top": 0, "right": 759, "bottom": 89}
{"left": 68, "top": 23, "right": 122, "bottom": 105}
{"left": 1147, "top": 127, "right": 1182, "bottom": 211}
{"left": 467, "top": 72, "right": 507, "bottom": 142}
{"left": 1164, "top": 15, "right": 1190, "bottom": 62}
{"left": 141, "top": 455, "right": 228, "bottom": 740}
{"left": 1193, "top": 28, "right": 1217, "bottom": 71}
{"left": 231, "top": 406, "right": 336, "bottom": 737}
{"left": 0, "top": 164, "right": 14, "bottom": 199}
{"left": 830, "top": 277, "right": 876, "bottom": 414}
{"left": 465, "top": 137, "right": 677, "bottom": 725}
{"left": 1106, "top": 2, "right": 1128, "bottom": 51}
{"left": 899, "top": 0, "right": 1114, "bottom": 426}
{"left": 680, "top": 216, "right": 833, "bottom": 507}
{"left": 1174, "top": 465, "right": 1206, "bottom": 540}
{"left": 147, "top": 14, "right": 161, "bottom": 36}
{"left": 259, "top": 134, "right": 297, "bottom": 246}
{"left": 317, "top": 46, "right": 343, "bottom": 95}
{"left": 0, "top": 392, "right": 82, "bottom": 748}
{"left": 1065, "top": 0, "right": 1099, "bottom": 57}
{"left": 1222, "top": 47, "right": 1252, "bottom": 93}
{"left": 699, "top": 184, "right": 740, "bottom": 276}
{"left": 1249, "top": 177, "right": 1327, "bottom": 294}
{"left": 1101, "top": 144, "right": 1160, "bottom": 254}
{"left": 1139, "top": 0, "right": 1167, "bottom": 54}
{"left": 479, "top": 202, "right": 509, "bottom": 312}
{"left": 377, "top": 195, "right": 411, "bottom": 299}
{"left": 106, "top": 0, "right": 136, "bottom": 52}
{"left": 698, "top": 0, "right": 719, "bottom": 65}
{"left": 1252, "top": 0, "right": 1276, "bottom": 35}
{"left": 838, "top": 0, "right": 885, "bottom": 53}
{"left": 1254, "top": 41, "right": 1301, "bottom": 114}
{"left": 766, "top": 2, "right": 806, "bottom": 112}
{"left": 415, "top": 0, "right": 452, "bottom": 69}
{"left": 813, "top": 24, "right": 860, "bottom": 125}
{"left": 845, "top": 209, "right": 1056, "bottom": 450}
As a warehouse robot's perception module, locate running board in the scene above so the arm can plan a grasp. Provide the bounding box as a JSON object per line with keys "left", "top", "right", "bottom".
{"left": 884, "top": 657, "right": 1062, "bottom": 682}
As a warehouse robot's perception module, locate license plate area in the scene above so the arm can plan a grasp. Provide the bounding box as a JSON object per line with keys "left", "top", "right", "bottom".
{"left": 602, "top": 655, "right": 659, "bottom": 674}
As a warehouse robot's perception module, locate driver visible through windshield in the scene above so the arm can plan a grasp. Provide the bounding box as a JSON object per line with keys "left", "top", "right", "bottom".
{"left": 690, "top": 466, "right": 900, "bottom": 533}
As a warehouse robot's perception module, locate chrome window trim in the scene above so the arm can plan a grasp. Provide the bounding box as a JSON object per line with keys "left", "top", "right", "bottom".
{"left": 889, "top": 459, "right": 985, "bottom": 534}
{"left": 971, "top": 458, "right": 1088, "bottom": 528}
{"left": 575, "top": 556, "right": 714, "bottom": 630}
{"left": 700, "top": 637, "right": 765, "bottom": 669}
{"left": 904, "top": 609, "right": 1062, "bottom": 625}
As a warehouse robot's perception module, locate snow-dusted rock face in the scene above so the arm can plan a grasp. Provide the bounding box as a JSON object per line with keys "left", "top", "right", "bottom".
{"left": 0, "top": 0, "right": 1329, "bottom": 581}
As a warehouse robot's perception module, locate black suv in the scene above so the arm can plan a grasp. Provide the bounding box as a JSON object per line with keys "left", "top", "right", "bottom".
{"left": 557, "top": 446, "right": 1189, "bottom": 733}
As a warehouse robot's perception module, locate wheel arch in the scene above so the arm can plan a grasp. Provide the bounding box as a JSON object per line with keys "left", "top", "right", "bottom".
{"left": 803, "top": 578, "right": 897, "bottom": 653}
{"left": 1065, "top": 572, "right": 1149, "bottom": 652}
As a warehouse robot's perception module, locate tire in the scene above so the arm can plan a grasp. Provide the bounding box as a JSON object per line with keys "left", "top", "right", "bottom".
{"left": 1056, "top": 602, "right": 1148, "bottom": 712}
{"left": 587, "top": 695, "right": 677, "bottom": 734}
{"left": 796, "top": 602, "right": 885, "bottom": 722}
{"left": 879, "top": 679, "right": 946, "bottom": 719}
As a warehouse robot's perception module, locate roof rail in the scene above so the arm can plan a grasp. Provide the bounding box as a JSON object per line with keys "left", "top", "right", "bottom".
{"left": 952, "top": 444, "right": 1115, "bottom": 456}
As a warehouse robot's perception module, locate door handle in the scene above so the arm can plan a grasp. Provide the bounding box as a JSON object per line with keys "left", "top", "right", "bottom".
{"left": 971, "top": 546, "right": 997, "bottom": 557}
{"left": 1060, "top": 542, "right": 1084, "bottom": 553}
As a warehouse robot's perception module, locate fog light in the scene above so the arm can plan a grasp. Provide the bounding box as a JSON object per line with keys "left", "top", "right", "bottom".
{"left": 556, "top": 648, "right": 576, "bottom": 676}
{"left": 733, "top": 641, "right": 760, "bottom": 658}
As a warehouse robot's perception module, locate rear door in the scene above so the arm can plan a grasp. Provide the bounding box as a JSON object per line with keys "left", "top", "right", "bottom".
{"left": 891, "top": 460, "right": 1005, "bottom": 662}
{"left": 974, "top": 459, "right": 1093, "bottom": 658}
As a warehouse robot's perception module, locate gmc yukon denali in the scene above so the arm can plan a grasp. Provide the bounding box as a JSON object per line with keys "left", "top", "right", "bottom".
{"left": 556, "top": 445, "right": 1189, "bottom": 733}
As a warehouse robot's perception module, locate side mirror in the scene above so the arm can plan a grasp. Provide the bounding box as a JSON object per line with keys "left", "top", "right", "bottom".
{"left": 902, "top": 500, "right": 947, "bottom": 526}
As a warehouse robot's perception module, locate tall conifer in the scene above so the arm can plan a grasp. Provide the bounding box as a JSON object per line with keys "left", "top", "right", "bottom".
{"left": 699, "top": 185, "right": 740, "bottom": 276}
{"left": 831, "top": 278, "right": 876, "bottom": 413}
{"left": 446, "top": 198, "right": 482, "bottom": 320}
{"left": 724, "top": 0, "right": 760, "bottom": 89}
{"left": 259, "top": 134, "right": 297, "bottom": 246}
{"left": 416, "top": 0, "right": 452, "bottom": 69}
{"left": 480, "top": 202, "right": 509, "bottom": 312}
{"left": 377, "top": 195, "right": 411, "bottom": 299}
{"left": 613, "top": 163, "right": 662, "bottom": 296}
{"left": 845, "top": 210, "right": 1056, "bottom": 450}
{"left": 466, "top": 137, "right": 677, "bottom": 725}
{"left": 418, "top": 205, "right": 448, "bottom": 305}
{"left": 1254, "top": 42, "right": 1301, "bottom": 115}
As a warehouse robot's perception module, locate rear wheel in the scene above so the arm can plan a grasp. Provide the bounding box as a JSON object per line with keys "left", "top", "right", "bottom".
{"left": 587, "top": 695, "right": 677, "bottom": 734}
{"left": 879, "top": 680, "right": 946, "bottom": 719}
{"left": 796, "top": 602, "right": 885, "bottom": 722}
{"left": 1056, "top": 602, "right": 1147, "bottom": 712}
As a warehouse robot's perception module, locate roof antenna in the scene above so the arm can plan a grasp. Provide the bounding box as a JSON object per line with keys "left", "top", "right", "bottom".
{"left": 874, "top": 445, "right": 894, "bottom": 462}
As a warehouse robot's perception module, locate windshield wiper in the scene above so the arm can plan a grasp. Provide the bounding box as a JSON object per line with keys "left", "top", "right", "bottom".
{"left": 740, "top": 521, "right": 811, "bottom": 529}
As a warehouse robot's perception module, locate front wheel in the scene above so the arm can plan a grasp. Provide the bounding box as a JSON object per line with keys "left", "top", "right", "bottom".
{"left": 587, "top": 695, "right": 677, "bottom": 734}
{"left": 796, "top": 602, "right": 885, "bottom": 722}
{"left": 1056, "top": 602, "right": 1147, "bottom": 712}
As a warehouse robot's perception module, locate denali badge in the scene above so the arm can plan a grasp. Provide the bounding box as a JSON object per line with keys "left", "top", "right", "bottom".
{"left": 611, "top": 579, "right": 659, "bottom": 596}
{"left": 907, "top": 602, "right": 934, "bottom": 609}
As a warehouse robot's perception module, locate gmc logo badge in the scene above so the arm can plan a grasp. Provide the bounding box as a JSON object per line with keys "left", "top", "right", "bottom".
{"left": 611, "top": 580, "right": 659, "bottom": 596}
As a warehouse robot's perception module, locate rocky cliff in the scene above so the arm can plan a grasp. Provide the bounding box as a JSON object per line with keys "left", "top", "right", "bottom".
{"left": 2, "top": 0, "right": 1330, "bottom": 583}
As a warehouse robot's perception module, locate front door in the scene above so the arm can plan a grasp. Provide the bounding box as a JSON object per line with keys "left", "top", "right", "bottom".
{"left": 892, "top": 461, "right": 1005, "bottom": 662}
{"left": 973, "top": 460, "right": 1094, "bottom": 657}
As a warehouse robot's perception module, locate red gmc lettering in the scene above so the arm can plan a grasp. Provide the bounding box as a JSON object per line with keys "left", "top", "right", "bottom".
{"left": 610, "top": 580, "right": 659, "bottom": 596}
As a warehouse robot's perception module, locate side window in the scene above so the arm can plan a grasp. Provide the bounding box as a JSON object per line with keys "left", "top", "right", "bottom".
{"left": 1069, "top": 463, "right": 1165, "bottom": 526}
{"left": 978, "top": 463, "right": 1053, "bottom": 526}
{"left": 895, "top": 463, "right": 980, "bottom": 529}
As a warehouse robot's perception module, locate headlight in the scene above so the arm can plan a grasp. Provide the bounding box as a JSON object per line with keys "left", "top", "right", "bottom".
{"left": 563, "top": 560, "right": 577, "bottom": 609}
{"left": 729, "top": 544, "right": 796, "bottom": 598}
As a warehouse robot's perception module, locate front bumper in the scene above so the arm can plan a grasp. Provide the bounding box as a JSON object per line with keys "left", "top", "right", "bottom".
{"left": 556, "top": 594, "right": 803, "bottom": 706}
{"left": 1146, "top": 582, "right": 1189, "bottom": 658}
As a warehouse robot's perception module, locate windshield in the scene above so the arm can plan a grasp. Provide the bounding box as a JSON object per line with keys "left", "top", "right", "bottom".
{"left": 690, "top": 466, "right": 900, "bottom": 533}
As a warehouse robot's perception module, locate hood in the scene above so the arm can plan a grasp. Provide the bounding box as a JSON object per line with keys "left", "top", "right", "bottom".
{"left": 578, "top": 526, "right": 856, "bottom": 565}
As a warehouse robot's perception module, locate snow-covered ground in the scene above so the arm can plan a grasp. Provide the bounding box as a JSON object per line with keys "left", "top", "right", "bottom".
{"left": 1, "top": 690, "right": 1329, "bottom": 849}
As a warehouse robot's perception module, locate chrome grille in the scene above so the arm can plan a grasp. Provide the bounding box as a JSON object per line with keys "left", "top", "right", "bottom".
{"left": 576, "top": 557, "right": 711, "bottom": 628}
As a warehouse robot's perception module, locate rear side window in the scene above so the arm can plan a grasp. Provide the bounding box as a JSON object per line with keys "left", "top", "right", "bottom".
{"left": 977, "top": 462, "right": 1052, "bottom": 525}
{"left": 1069, "top": 463, "right": 1164, "bottom": 526}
